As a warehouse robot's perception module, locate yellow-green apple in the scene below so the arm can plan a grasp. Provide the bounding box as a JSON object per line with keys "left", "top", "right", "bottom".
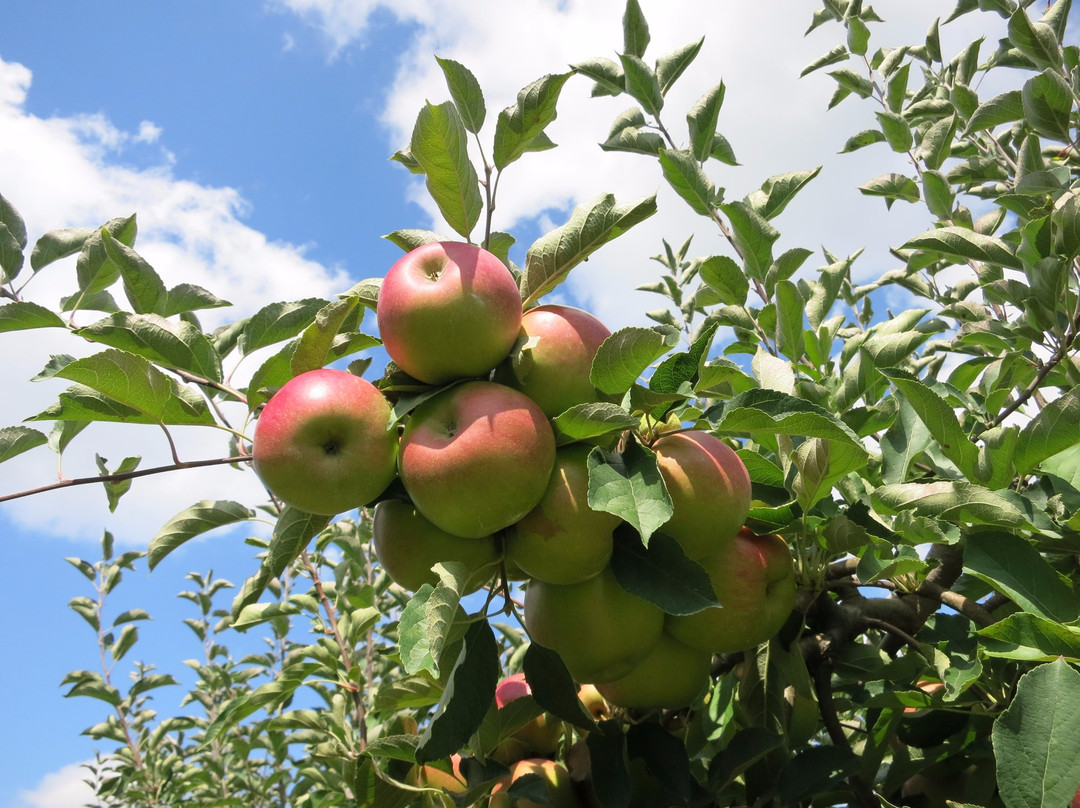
{"left": 652, "top": 431, "right": 752, "bottom": 560}
{"left": 376, "top": 241, "right": 522, "bottom": 385}
{"left": 492, "top": 673, "right": 562, "bottom": 763}
{"left": 496, "top": 304, "right": 613, "bottom": 417}
{"left": 666, "top": 527, "right": 795, "bottom": 654}
{"left": 252, "top": 368, "right": 397, "bottom": 516}
{"left": 505, "top": 444, "right": 620, "bottom": 585}
{"left": 398, "top": 381, "right": 556, "bottom": 538}
{"left": 577, "top": 684, "right": 610, "bottom": 721}
{"left": 524, "top": 565, "right": 664, "bottom": 684}
{"left": 489, "top": 759, "right": 578, "bottom": 808}
{"left": 371, "top": 500, "right": 497, "bottom": 594}
{"left": 407, "top": 753, "right": 467, "bottom": 794}
{"left": 595, "top": 631, "right": 711, "bottom": 710}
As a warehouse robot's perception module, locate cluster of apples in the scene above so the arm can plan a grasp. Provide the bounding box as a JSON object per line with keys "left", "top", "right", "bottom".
{"left": 251, "top": 241, "right": 797, "bottom": 713}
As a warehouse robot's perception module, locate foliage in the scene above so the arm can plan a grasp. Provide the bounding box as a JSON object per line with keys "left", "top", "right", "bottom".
{"left": 3, "top": 0, "right": 1080, "bottom": 806}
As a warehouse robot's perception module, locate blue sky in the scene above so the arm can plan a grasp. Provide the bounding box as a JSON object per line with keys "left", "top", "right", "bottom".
{"left": 0, "top": 1, "right": 1067, "bottom": 805}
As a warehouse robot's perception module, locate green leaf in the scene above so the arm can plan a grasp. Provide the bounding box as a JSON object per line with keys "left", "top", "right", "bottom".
{"left": 992, "top": 659, "right": 1080, "bottom": 808}
{"left": 520, "top": 193, "right": 657, "bottom": 306}
{"left": 290, "top": 296, "right": 360, "bottom": 375}
{"left": 840, "top": 129, "right": 888, "bottom": 153}
{"left": 708, "top": 727, "right": 785, "bottom": 791}
{"left": 964, "top": 531, "right": 1080, "bottom": 622}
{"left": 411, "top": 101, "right": 482, "bottom": 240}
{"left": 587, "top": 441, "right": 672, "bottom": 545}
{"left": 147, "top": 500, "right": 255, "bottom": 570}
{"left": 0, "top": 425, "right": 48, "bottom": 463}
{"left": 1015, "top": 386, "right": 1080, "bottom": 474}
{"left": 876, "top": 109, "right": 913, "bottom": 152}
{"left": 436, "top": 56, "right": 485, "bottom": 133}
{"left": 718, "top": 201, "right": 779, "bottom": 280}
{"left": 111, "top": 624, "right": 138, "bottom": 662}
{"left": 159, "top": 283, "right": 230, "bottom": 316}
{"left": 416, "top": 619, "right": 499, "bottom": 764}
{"left": 687, "top": 82, "right": 726, "bottom": 163}
{"left": 1022, "top": 69, "right": 1074, "bottom": 142}
{"left": 95, "top": 454, "right": 140, "bottom": 512}
{"left": 35, "top": 349, "right": 215, "bottom": 426}
{"left": 522, "top": 644, "right": 598, "bottom": 731}
{"left": 30, "top": 227, "right": 94, "bottom": 272}
{"left": 622, "top": 0, "right": 650, "bottom": 57}
{"left": 828, "top": 68, "right": 875, "bottom": 100}
{"left": 74, "top": 215, "right": 137, "bottom": 301}
{"left": 979, "top": 613, "right": 1080, "bottom": 661}
{"left": 574, "top": 57, "right": 625, "bottom": 96}
{"left": 800, "top": 45, "right": 849, "bottom": 77}
{"left": 859, "top": 173, "right": 921, "bottom": 208}
{"left": 399, "top": 563, "right": 466, "bottom": 678}
{"left": 590, "top": 324, "right": 680, "bottom": 396}
{"left": 238, "top": 298, "right": 328, "bottom": 356}
{"left": 552, "top": 402, "right": 638, "bottom": 444}
{"left": 609, "top": 528, "right": 717, "bottom": 614}
{"left": 659, "top": 148, "right": 715, "bottom": 216}
{"left": 0, "top": 222, "right": 23, "bottom": 284}
{"left": 76, "top": 313, "right": 223, "bottom": 382}
{"left": 873, "top": 484, "right": 1047, "bottom": 532}
{"left": 1008, "top": 8, "right": 1062, "bottom": 68}
{"left": 650, "top": 321, "right": 718, "bottom": 395}
{"left": 656, "top": 37, "right": 703, "bottom": 94}
{"left": 619, "top": 53, "right": 663, "bottom": 115}
{"left": 231, "top": 508, "right": 331, "bottom": 618}
{"left": 601, "top": 107, "right": 665, "bottom": 155}
{"left": 699, "top": 254, "right": 748, "bottom": 306}
{"left": 493, "top": 72, "right": 573, "bottom": 170}
{"left": 748, "top": 168, "right": 822, "bottom": 221}
{"left": 847, "top": 16, "right": 871, "bottom": 55}
{"left": 383, "top": 229, "right": 444, "bottom": 253}
{"left": 966, "top": 89, "right": 1025, "bottom": 132}
{"left": 100, "top": 229, "right": 167, "bottom": 315}
{"left": 914, "top": 114, "right": 957, "bottom": 170}
{"left": 877, "top": 366, "right": 979, "bottom": 480}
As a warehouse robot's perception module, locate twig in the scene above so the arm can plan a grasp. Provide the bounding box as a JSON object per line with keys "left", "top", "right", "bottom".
{"left": 0, "top": 454, "right": 252, "bottom": 503}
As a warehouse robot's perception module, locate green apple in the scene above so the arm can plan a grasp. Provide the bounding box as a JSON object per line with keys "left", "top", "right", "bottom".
{"left": 505, "top": 444, "right": 620, "bottom": 585}
{"left": 595, "top": 631, "right": 711, "bottom": 710}
{"left": 524, "top": 565, "right": 664, "bottom": 684}
{"left": 371, "top": 500, "right": 497, "bottom": 594}
{"left": 577, "top": 684, "right": 610, "bottom": 722}
{"left": 492, "top": 673, "right": 562, "bottom": 763}
{"left": 376, "top": 241, "right": 522, "bottom": 385}
{"left": 398, "top": 381, "right": 556, "bottom": 538}
{"left": 252, "top": 368, "right": 397, "bottom": 516}
{"left": 488, "top": 759, "right": 578, "bottom": 808}
{"left": 652, "top": 431, "right": 752, "bottom": 560}
{"left": 666, "top": 527, "right": 796, "bottom": 654}
{"left": 496, "top": 304, "right": 613, "bottom": 417}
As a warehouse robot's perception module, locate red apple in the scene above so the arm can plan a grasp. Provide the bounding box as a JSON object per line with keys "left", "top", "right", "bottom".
{"left": 595, "top": 631, "right": 711, "bottom": 710}
{"left": 492, "top": 673, "right": 562, "bottom": 763}
{"left": 497, "top": 304, "right": 613, "bottom": 417}
{"left": 377, "top": 241, "right": 522, "bottom": 385}
{"left": 252, "top": 369, "right": 397, "bottom": 516}
{"left": 666, "top": 527, "right": 796, "bottom": 654}
{"left": 524, "top": 565, "right": 664, "bottom": 684}
{"left": 505, "top": 444, "right": 620, "bottom": 585}
{"left": 371, "top": 500, "right": 497, "bottom": 594}
{"left": 652, "top": 431, "right": 752, "bottom": 560}
{"left": 408, "top": 753, "right": 467, "bottom": 794}
{"left": 398, "top": 381, "right": 556, "bottom": 538}
{"left": 489, "top": 759, "right": 578, "bottom": 808}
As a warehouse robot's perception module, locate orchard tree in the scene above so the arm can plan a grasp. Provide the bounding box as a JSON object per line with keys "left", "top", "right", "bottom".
{"left": 2, "top": 1, "right": 1080, "bottom": 807}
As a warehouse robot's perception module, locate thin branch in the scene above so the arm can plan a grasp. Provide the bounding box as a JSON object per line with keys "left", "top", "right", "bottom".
{"left": 0, "top": 454, "right": 252, "bottom": 503}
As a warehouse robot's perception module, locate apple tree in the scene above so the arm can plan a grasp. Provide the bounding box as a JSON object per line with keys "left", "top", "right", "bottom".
{"left": 2, "top": 0, "right": 1080, "bottom": 806}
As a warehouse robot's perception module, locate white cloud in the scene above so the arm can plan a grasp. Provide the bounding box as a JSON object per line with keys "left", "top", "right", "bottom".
{"left": 15, "top": 761, "right": 96, "bottom": 808}
{"left": 0, "top": 56, "right": 352, "bottom": 543}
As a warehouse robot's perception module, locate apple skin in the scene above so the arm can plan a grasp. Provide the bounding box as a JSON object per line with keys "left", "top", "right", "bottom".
{"left": 398, "top": 381, "right": 556, "bottom": 538}
{"left": 594, "top": 631, "right": 711, "bottom": 710}
{"left": 377, "top": 241, "right": 522, "bottom": 385}
{"left": 666, "top": 527, "right": 796, "bottom": 654}
{"left": 524, "top": 565, "right": 664, "bottom": 684}
{"left": 492, "top": 673, "right": 562, "bottom": 763}
{"left": 252, "top": 369, "right": 397, "bottom": 516}
{"left": 496, "top": 304, "right": 614, "bottom": 417}
{"left": 1072, "top": 784, "right": 1080, "bottom": 808}
{"left": 489, "top": 759, "right": 578, "bottom": 808}
{"left": 505, "top": 444, "right": 621, "bottom": 585}
{"left": 652, "top": 431, "right": 752, "bottom": 560}
{"left": 371, "top": 500, "right": 497, "bottom": 594}
{"left": 408, "top": 753, "right": 467, "bottom": 794}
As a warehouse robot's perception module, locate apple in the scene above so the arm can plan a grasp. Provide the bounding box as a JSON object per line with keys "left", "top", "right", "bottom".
{"left": 398, "top": 381, "right": 556, "bottom": 538}
{"left": 505, "top": 444, "right": 621, "bottom": 585}
{"left": 594, "top": 631, "right": 711, "bottom": 710}
{"left": 651, "top": 431, "right": 752, "bottom": 560}
{"left": 1072, "top": 783, "right": 1080, "bottom": 808}
{"left": 371, "top": 500, "right": 497, "bottom": 594}
{"left": 251, "top": 368, "right": 397, "bottom": 516}
{"left": 496, "top": 304, "right": 613, "bottom": 417}
{"left": 577, "top": 684, "right": 610, "bottom": 722}
{"left": 492, "top": 673, "right": 562, "bottom": 763}
{"left": 376, "top": 241, "right": 523, "bottom": 385}
{"left": 524, "top": 565, "right": 664, "bottom": 684}
{"left": 408, "top": 753, "right": 467, "bottom": 794}
{"left": 666, "top": 527, "right": 796, "bottom": 654}
{"left": 489, "top": 759, "right": 578, "bottom": 808}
